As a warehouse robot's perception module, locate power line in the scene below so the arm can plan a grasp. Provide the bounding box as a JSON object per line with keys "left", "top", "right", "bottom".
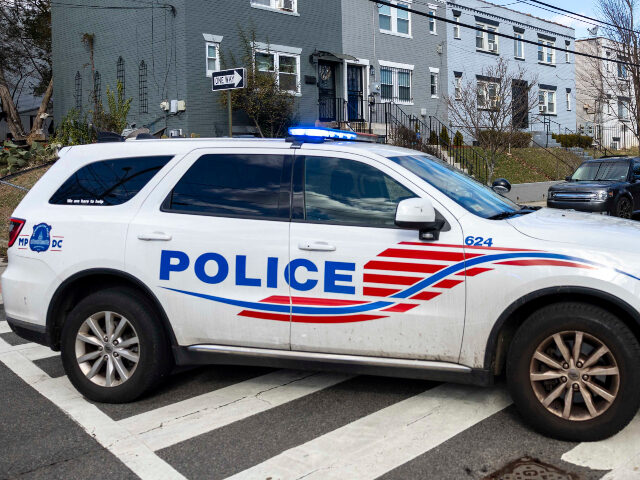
{"left": 372, "top": 0, "right": 640, "bottom": 67}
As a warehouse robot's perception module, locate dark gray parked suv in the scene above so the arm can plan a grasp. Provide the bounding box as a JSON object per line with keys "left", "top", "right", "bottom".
{"left": 547, "top": 156, "right": 640, "bottom": 218}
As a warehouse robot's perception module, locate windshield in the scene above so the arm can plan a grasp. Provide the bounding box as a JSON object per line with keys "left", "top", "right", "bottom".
{"left": 571, "top": 161, "right": 629, "bottom": 182}
{"left": 389, "top": 154, "right": 522, "bottom": 219}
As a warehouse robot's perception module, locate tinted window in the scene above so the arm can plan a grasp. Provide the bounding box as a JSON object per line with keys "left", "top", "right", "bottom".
{"left": 571, "top": 161, "right": 630, "bottom": 182}
{"left": 301, "top": 156, "right": 415, "bottom": 227}
{"left": 49, "top": 156, "right": 173, "bottom": 206}
{"left": 167, "top": 154, "right": 288, "bottom": 219}
{"left": 633, "top": 160, "right": 640, "bottom": 177}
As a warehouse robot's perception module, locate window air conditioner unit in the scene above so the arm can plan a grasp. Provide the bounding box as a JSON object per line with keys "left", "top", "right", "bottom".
{"left": 278, "top": 0, "right": 294, "bottom": 10}
{"left": 539, "top": 105, "right": 547, "bottom": 113}
{"left": 489, "top": 44, "right": 498, "bottom": 53}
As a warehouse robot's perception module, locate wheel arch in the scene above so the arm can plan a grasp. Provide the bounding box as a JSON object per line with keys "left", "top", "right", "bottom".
{"left": 46, "top": 268, "right": 178, "bottom": 353}
{"left": 485, "top": 286, "right": 640, "bottom": 375}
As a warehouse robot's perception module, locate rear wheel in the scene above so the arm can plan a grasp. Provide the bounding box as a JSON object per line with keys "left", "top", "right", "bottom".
{"left": 506, "top": 302, "right": 640, "bottom": 441}
{"left": 60, "top": 287, "right": 172, "bottom": 403}
{"left": 615, "top": 197, "right": 632, "bottom": 218}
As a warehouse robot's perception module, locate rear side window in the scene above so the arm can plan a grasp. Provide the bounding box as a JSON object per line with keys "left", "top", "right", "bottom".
{"left": 165, "top": 154, "right": 289, "bottom": 219}
{"left": 49, "top": 156, "right": 173, "bottom": 206}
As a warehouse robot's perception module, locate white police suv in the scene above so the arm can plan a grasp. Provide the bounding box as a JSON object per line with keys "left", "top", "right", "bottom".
{"left": 3, "top": 127, "right": 640, "bottom": 441}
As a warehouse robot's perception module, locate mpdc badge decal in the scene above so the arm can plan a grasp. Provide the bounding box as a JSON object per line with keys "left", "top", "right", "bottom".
{"left": 29, "top": 223, "right": 52, "bottom": 252}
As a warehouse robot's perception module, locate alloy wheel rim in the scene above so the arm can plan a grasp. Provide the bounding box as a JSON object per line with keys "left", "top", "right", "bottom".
{"left": 529, "top": 330, "right": 619, "bottom": 421}
{"left": 75, "top": 311, "right": 140, "bottom": 387}
{"left": 619, "top": 199, "right": 632, "bottom": 218}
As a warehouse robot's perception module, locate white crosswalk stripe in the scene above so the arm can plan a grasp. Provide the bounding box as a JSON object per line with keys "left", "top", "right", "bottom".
{"left": 0, "top": 320, "right": 11, "bottom": 334}
{"left": 227, "top": 383, "right": 511, "bottom": 480}
{"left": 120, "top": 369, "right": 353, "bottom": 452}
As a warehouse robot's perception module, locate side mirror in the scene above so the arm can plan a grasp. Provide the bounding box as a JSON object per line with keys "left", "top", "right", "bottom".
{"left": 395, "top": 198, "right": 445, "bottom": 241}
{"left": 492, "top": 178, "right": 511, "bottom": 195}
{"left": 565, "top": 175, "right": 573, "bottom": 182}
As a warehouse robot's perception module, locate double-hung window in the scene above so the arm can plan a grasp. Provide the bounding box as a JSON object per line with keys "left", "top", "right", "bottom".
{"left": 618, "top": 61, "right": 628, "bottom": 80}
{"left": 538, "top": 40, "right": 555, "bottom": 65}
{"left": 379, "top": 1, "right": 411, "bottom": 36}
{"left": 565, "top": 40, "right": 571, "bottom": 63}
{"left": 566, "top": 90, "right": 571, "bottom": 111}
{"left": 618, "top": 99, "right": 630, "bottom": 120}
{"left": 454, "top": 75, "right": 462, "bottom": 100}
{"left": 206, "top": 43, "right": 220, "bottom": 77}
{"left": 476, "top": 23, "right": 499, "bottom": 53}
{"left": 254, "top": 46, "right": 301, "bottom": 93}
{"left": 380, "top": 62, "right": 413, "bottom": 103}
{"left": 538, "top": 88, "right": 556, "bottom": 114}
{"left": 428, "top": 10, "right": 436, "bottom": 34}
{"left": 514, "top": 33, "right": 524, "bottom": 59}
{"left": 251, "top": 0, "right": 297, "bottom": 14}
{"left": 453, "top": 13, "right": 460, "bottom": 38}
{"left": 477, "top": 80, "right": 498, "bottom": 109}
{"left": 430, "top": 70, "right": 439, "bottom": 97}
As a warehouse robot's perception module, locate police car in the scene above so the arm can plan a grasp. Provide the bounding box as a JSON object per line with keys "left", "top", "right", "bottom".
{"left": 3, "top": 127, "right": 640, "bottom": 441}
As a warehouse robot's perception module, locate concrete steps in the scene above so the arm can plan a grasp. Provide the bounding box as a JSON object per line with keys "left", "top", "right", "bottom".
{"left": 532, "top": 131, "right": 561, "bottom": 148}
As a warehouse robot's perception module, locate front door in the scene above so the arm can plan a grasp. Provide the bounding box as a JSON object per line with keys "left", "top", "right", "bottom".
{"left": 318, "top": 61, "right": 337, "bottom": 122}
{"left": 512, "top": 80, "right": 529, "bottom": 129}
{"left": 125, "top": 147, "right": 293, "bottom": 349}
{"left": 347, "top": 65, "right": 364, "bottom": 122}
{"left": 288, "top": 152, "right": 466, "bottom": 361}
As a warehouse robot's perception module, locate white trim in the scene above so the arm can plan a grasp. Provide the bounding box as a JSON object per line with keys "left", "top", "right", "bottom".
{"left": 380, "top": 30, "right": 412, "bottom": 39}
{"left": 378, "top": 0, "right": 412, "bottom": 37}
{"left": 378, "top": 60, "right": 414, "bottom": 71}
{"left": 202, "top": 33, "right": 223, "bottom": 43}
{"left": 205, "top": 42, "right": 220, "bottom": 78}
{"left": 253, "top": 41, "right": 302, "bottom": 55}
{"left": 429, "top": 67, "right": 439, "bottom": 73}
{"left": 254, "top": 48, "right": 301, "bottom": 95}
{"left": 250, "top": 0, "right": 299, "bottom": 16}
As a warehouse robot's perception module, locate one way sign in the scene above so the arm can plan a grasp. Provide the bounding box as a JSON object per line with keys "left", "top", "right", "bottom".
{"left": 211, "top": 68, "right": 246, "bottom": 92}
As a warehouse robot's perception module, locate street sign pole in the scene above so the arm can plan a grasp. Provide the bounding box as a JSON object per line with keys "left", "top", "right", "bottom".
{"left": 227, "top": 90, "right": 232, "bottom": 138}
{"left": 211, "top": 68, "right": 246, "bottom": 138}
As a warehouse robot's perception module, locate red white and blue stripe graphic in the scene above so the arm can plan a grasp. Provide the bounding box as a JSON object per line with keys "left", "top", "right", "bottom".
{"left": 162, "top": 243, "right": 639, "bottom": 324}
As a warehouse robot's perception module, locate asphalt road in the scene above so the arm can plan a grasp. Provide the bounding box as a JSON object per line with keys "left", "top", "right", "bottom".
{"left": 1, "top": 262, "right": 640, "bottom": 479}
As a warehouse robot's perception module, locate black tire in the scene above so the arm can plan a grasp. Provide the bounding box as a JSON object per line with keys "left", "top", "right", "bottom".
{"left": 60, "top": 286, "right": 172, "bottom": 403}
{"left": 615, "top": 197, "right": 632, "bottom": 218}
{"left": 506, "top": 302, "right": 640, "bottom": 441}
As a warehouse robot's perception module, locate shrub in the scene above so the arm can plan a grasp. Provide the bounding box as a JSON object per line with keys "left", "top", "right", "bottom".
{"left": 477, "top": 130, "right": 531, "bottom": 148}
{"left": 453, "top": 130, "right": 464, "bottom": 147}
{"left": 428, "top": 130, "right": 439, "bottom": 145}
{"left": 551, "top": 133, "right": 593, "bottom": 149}
{"left": 0, "top": 141, "right": 58, "bottom": 175}
{"left": 52, "top": 108, "right": 95, "bottom": 145}
{"left": 439, "top": 126, "right": 450, "bottom": 146}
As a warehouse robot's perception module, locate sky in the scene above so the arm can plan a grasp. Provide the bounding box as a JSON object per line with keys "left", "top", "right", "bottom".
{"left": 490, "top": 0, "right": 599, "bottom": 39}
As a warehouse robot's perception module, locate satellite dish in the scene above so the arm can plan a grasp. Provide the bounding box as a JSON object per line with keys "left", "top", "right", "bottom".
{"left": 588, "top": 26, "right": 599, "bottom": 36}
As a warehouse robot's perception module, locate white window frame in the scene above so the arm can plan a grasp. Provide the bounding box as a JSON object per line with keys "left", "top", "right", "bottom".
{"left": 250, "top": 0, "right": 298, "bottom": 15}
{"left": 429, "top": 67, "right": 439, "bottom": 98}
{"left": 428, "top": 10, "right": 436, "bottom": 35}
{"left": 477, "top": 80, "right": 498, "bottom": 110}
{"left": 538, "top": 88, "right": 556, "bottom": 114}
{"left": 453, "top": 14, "right": 460, "bottom": 39}
{"left": 566, "top": 91, "right": 571, "bottom": 111}
{"left": 618, "top": 61, "right": 628, "bottom": 80}
{"left": 514, "top": 33, "right": 524, "bottom": 59}
{"left": 565, "top": 42, "right": 570, "bottom": 63}
{"left": 454, "top": 76, "right": 462, "bottom": 100}
{"left": 253, "top": 43, "right": 302, "bottom": 95}
{"left": 378, "top": 0, "right": 412, "bottom": 38}
{"left": 205, "top": 42, "right": 220, "bottom": 77}
{"left": 476, "top": 23, "right": 499, "bottom": 54}
{"left": 379, "top": 60, "right": 414, "bottom": 104}
{"left": 618, "top": 99, "right": 630, "bottom": 120}
{"left": 538, "top": 40, "right": 555, "bottom": 65}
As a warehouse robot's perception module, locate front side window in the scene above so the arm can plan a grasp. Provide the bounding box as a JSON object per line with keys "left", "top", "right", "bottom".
{"left": 378, "top": 1, "right": 411, "bottom": 36}
{"left": 538, "top": 40, "right": 555, "bottom": 64}
{"left": 166, "top": 154, "right": 288, "bottom": 219}
{"left": 477, "top": 23, "right": 498, "bottom": 53}
{"left": 389, "top": 154, "right": 521, "bottom": 219}
{"left": 539, "top": 89, "right": 556, "bottom": 114}
{"left": 206, "top": 42, "right": 220, "bottom": 77}
{"left": 300, "top": 156, "right": 415, "bottom": 227}
{"left": 514, "top": 33, "right": 524, "bottom": 59}
{"left": 254, "top": 50, "right": 300, "bottom": 93}
{"left": 379, "top": 64, "right": 412, "bottom": 103}
{"left": 50, "top": 156, "right": 173, "bottom": 206}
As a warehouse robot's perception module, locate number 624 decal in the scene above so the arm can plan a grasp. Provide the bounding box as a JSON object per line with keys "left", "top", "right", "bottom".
{"left": 465, "top": 236, "right": 493, "bottom": 247}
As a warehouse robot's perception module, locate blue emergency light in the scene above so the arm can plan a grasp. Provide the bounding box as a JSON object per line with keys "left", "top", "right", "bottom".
{"left": 287, "top": 127, "right": 358, "bottom": 141}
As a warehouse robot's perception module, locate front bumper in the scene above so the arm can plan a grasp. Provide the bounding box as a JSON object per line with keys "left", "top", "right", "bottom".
{"left": 547, "top": 199, "right": 611, "bottom": 213}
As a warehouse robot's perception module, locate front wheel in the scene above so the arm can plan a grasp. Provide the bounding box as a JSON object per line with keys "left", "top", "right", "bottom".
{"left": 60, "top": 287, "right": 172, "bottom": 403}
{"left": 614, "top": 197, "right": 632, "bottom": 218}
{"left": 507, "top": 302, "right": 640, "bottom": 441}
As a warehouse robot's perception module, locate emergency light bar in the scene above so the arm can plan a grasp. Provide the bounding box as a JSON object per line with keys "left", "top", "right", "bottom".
{"left": 287, "top": 127, "right": 358, "bottom": 141}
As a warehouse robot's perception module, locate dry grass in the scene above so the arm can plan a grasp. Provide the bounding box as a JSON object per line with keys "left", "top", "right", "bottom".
{"left": 0, "top": 166, "right": 51, "bottom": 258}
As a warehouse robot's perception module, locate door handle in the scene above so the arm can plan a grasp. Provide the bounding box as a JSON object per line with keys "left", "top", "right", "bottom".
{"left": 137, "top": 232, "right": 172, "bottom": 241}
{"left": 298, "top": 241, "right": 336, "bottom": 252}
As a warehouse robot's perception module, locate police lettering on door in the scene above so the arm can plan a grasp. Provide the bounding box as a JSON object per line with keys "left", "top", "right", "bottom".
{"left": 159, "top": 250, "right": 356, "bottom": 294}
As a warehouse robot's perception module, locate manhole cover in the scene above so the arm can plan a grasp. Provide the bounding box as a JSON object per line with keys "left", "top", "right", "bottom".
{"left": 484, "top": 457, "right": 579, "bottom": 480}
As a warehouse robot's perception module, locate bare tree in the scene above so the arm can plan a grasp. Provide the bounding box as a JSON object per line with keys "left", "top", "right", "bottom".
{"left": 446, "top": 57, "right": 538, "bottom": 183}
{"left": 584, "top": 0, "right": 640, "bottom": 147}
{"left": 0, "top": 0, "right": 52, "bottom": 143}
